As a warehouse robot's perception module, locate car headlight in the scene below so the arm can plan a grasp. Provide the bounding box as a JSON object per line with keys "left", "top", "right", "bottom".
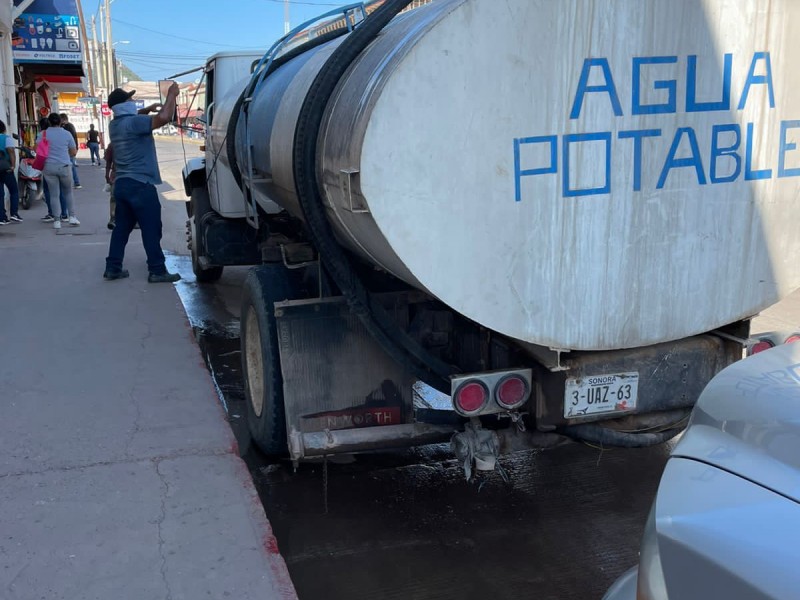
{"left": 637, "top": 503, "right": 668, "bottom": 600}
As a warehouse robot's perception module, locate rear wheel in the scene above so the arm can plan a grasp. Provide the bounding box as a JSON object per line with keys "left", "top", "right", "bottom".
{"left": 188, "top": 186, "right": 223, "bottom": 283}
{"left": 19, "top": 179, "right": 30, "bottom": 210}
{"left": 240, "top": 265, "right": 302, "bottom": 456}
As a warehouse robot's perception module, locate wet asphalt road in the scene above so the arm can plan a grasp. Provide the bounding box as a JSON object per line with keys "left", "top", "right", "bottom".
{"left": 166, "top": 257, "right": 669, "bottom": 600}
{"left": 155, "top": 139, "right": 668, "bottom": 598}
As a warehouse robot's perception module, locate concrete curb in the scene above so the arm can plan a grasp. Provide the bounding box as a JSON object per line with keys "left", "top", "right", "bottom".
{"left": 0, "top": 148, "right": 297, "bottom": 600}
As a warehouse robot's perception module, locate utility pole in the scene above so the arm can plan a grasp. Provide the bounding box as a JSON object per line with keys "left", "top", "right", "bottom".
{"left": 91, "top": 15, "right": 104, "bottom": 89}
{"left": 75, "top": 0, "right": 99, "bottom": 129}
{"left": 284, "top": 0, "right": 290, "bottom": 34}
{"left": 104, "top": 0, "right": 114, "bottom": 88}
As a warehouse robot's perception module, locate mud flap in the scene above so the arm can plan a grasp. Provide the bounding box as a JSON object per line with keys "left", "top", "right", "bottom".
{"left": 275, "top": 295, "right": 415, "bottom": 455}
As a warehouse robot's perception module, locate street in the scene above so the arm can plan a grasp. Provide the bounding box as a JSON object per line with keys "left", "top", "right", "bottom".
{"left": 154, "top": 139, "right": 800, "bottom": 600}
{"left": 3, "top": 1, "right": 799, "bottom": 598}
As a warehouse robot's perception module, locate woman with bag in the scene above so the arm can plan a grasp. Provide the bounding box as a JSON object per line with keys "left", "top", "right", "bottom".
{"left": 34, "top": 118, "right": 57, "bottom": 222}
{"left": 40, "top": 112, "right": 79, "bottom": 229}
{"left": 35, "top": 118, "right": 68, "bottom": 222}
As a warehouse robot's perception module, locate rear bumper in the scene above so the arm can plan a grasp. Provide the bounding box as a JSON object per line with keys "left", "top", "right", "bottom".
{"left": 534, "top": 334, "right": 743, "bottom": 429}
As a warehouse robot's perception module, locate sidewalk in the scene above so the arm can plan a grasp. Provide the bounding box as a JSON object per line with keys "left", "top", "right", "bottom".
{"left": 0, "top": 152, "right": 297, "bottom": 599}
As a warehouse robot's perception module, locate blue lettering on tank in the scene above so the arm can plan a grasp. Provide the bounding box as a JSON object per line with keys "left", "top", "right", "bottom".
{"left": 686, "top": 54, "right": 732, "bottom": 112}
{"left": 738, "top": 52, "right": 775, "bottom": 110}
{"left": 562, "top": 133, "right": 612, "bottom": 197}
{"left": 513, "top": 136, "right": 558, "bottom": 202}
{"left": 710, "top": 124, "right": 742, "bottom": 184}
{"left": 632, "top": 57, "right": 678, "bottom": 115}
{"left": 657, "top": 127, "right": 707, "bottom": 189}
{"left": 745, "top": 122, "right": 773, "bottom": 180}
{"left": 512, "top": 52, "right": 789, "bottom": 201}
{"left": 778, "top": 120, "right": 800, "bottom": 178}
{"left": 618, "top": 129, "right": 662, "bottom": 191}
{"left": 570, "top": 58, "right": 623, "bottom": 119}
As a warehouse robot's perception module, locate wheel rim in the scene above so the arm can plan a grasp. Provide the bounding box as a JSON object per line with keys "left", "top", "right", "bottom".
{"left": 244, "top": 305, "right": 265, "bottom": 418}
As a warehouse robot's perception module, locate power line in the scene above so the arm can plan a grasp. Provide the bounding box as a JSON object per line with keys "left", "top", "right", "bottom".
{"left": 117, "top": 54, "right": 208, "bottom": 64}
{"left": 116, "top": 51, "right": 211, "bottom": 59}
{"left": 112, "top": 18, "right": 254, "bottom": 48}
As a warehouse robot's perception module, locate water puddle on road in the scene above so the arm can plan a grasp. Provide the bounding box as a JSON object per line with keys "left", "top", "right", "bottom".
{"left": 167, "top": 255, "right": 670, "bottom": 600}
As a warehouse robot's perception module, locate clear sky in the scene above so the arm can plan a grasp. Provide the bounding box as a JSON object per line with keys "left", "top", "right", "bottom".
{"left": 84, "top": 0, "right": 355, "bottom": 82}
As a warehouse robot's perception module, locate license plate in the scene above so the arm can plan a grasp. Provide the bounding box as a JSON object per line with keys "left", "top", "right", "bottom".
{"left": 564, "top": 372, "right": 639, "bottom": 418}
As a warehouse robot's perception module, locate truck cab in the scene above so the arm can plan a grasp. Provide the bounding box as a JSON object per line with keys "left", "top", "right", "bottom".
{"left": 183, "top": 51, "right": 276, "bottom": 281}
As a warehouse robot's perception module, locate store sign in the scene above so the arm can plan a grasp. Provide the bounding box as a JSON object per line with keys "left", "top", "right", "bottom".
{"left": 12, "top": 0, "right": 82, "bottom": 65}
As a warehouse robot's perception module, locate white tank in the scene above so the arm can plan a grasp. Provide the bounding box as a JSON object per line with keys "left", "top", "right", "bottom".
{"left": 235, "top": 0, "right": 800, "bottom": 351}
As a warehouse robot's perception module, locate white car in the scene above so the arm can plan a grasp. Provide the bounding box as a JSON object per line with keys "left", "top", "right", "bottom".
{"left": 604, "top": 341, "right": 800, "bottom": 600}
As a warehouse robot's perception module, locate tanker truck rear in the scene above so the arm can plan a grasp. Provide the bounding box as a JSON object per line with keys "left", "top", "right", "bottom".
{"left": 182, "top": 0, "right": 800, "bottom": 474}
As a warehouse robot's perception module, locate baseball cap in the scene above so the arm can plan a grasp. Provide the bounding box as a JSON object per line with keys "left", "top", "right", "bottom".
{"left": 108, "top": 88, "right": 135, "bottom": 108}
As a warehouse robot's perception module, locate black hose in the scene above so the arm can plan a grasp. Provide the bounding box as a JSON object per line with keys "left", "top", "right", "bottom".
{"left": 559, "top": 423, "right": 685, "bottom": 448}
{"left": 227, "top": 27, "right": 356, "bottom": 190}
{"left": 291, "top": 0, "right": 456, "bottom": 392}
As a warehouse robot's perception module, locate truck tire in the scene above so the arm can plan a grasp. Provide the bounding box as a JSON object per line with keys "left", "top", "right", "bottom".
{"left": 188, "top": 186, "right": 224, "bottom": 283}
{"left": 240, "top": 265, "right": 300, "bottom": 456}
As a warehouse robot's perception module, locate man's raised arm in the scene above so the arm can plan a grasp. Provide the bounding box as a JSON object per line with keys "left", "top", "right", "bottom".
{"left": 151, "top": 83, "right": 179, "bottom": 130}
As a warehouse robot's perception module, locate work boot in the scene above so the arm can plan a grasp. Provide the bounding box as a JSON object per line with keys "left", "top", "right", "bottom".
{"left": 148, "top": 272, "right": 181, "bottom": 283}
{"left": 103, "top": 269, "right": 130, "bottom": 281}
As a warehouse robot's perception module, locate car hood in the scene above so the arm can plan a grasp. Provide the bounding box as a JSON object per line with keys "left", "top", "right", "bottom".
{"left": 673, "top": 341, "right": 800, "bottom": 503}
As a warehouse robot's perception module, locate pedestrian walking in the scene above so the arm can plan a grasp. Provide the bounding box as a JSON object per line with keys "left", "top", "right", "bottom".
{"left": 60, "top": 113, "right": 81, "bottom": 188}
{"left": 87, "top": 124, "right": 101, "bottom": 166}
{"left": 41, "top": 112, "right": 79, "bottom": 230}
{"left": 103, "top": 86, "right": 181, "bottom": 282}
{"left": 0, "top": 120, "right": 21, "bottom": 225}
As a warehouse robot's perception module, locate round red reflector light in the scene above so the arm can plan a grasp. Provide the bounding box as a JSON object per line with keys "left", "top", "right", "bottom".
{"left": 750, "top": 340, "right": 775, "bottom": 355}
{"left": 786, "top": 334, "right": 800, "bottom": 344}
{"left": 496, "top": 376, "right": 529, "bottom": 409}
{"left": 454, "top": 381, "right": 488, "bottom": 415}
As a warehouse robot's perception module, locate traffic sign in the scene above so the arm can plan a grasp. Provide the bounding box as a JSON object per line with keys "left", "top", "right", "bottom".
{"left": 100, "top": 104, "right": 111, "bottom": 117}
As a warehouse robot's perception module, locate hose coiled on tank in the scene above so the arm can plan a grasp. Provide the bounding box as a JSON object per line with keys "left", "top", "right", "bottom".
{"left": 291, "top": 0, "right": 457, "bottom": 393}
{"left": 226, "top": 26, "right": 355, "bottom": 190}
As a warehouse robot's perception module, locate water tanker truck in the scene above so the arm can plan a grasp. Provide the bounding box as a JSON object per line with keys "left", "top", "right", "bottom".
{"left": 182, "top": 0, "right": 800, "bottom": 473}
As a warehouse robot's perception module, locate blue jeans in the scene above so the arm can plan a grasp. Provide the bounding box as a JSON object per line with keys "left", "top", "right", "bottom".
{"left": 43, "top": 180, "right": 68, "bottom": 218}
{"left": 42, "top": 163, "right": 75, "bottom": 218}
{"left": 0, "top": 170, "right": 19, "bottom": 219}
{"left": 87, "top": 142, "right": 100, "bottom": 164}
{"left": 106, "top": 178, "right": 166, "bottom": 275}
{"left": 71, "top": 157, "right": 80, "bottom": 186}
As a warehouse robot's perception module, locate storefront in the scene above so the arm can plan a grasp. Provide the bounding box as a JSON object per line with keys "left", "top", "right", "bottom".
{"left": 12, "top": 0, "right": 88, "bottom": 147}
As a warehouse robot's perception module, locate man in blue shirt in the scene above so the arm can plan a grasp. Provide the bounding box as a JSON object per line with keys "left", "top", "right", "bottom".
{"left": 104, "top": 84, "right": 182, "bottom": 282}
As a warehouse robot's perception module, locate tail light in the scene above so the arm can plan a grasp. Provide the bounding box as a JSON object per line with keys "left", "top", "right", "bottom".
{"left": 451, "top": 369, "right": 532, "bottom": 416}
{"left": 749, "top": 339, "right": 775, "bottom": 355}
{"left": 786, "top": 334, "right": 800, "bottom": 344}
{"left": 495, "top": 375, "right": 530, "bottom": 409}
{"left": 453, "top": 380, "right": 489, "bottom": 416}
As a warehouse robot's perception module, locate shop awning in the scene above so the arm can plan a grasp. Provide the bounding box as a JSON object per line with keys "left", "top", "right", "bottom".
{"left": 36, "top": 75, "right": 88, "bottom": 94}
